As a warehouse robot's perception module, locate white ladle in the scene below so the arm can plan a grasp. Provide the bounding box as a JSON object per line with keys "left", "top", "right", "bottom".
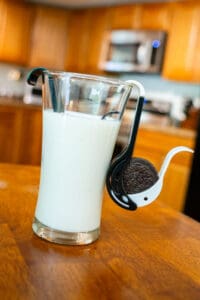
{"left": 106, "top": 80, "right": 194, "bottom": 210}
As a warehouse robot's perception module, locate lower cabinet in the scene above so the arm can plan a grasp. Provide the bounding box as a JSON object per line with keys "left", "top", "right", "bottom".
{"left": 0, "top": 104, "right": 42, "bottom": 165}
{"left": 18, "top": 107, "right": 42, "bottom": 165}
{"left": 0, "top": 105, "right": 22, "bottom": 163}
{"left": 0, "top": 104, "right": 195, "bottom": 212}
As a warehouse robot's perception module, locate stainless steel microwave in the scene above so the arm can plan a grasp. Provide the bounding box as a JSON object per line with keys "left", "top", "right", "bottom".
{"left": 100, "top": 30, "right": 167, "bottom": 73}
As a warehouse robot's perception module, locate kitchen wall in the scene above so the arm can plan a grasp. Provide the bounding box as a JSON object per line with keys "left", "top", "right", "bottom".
{"left": 120, "top": 74, "right": 200, "bottom": 100}
{"left": 0, "top": 61, "right": 199, "bottom": 105}
{"left": 0, "top": 63, "right": 28, "bottom": 98}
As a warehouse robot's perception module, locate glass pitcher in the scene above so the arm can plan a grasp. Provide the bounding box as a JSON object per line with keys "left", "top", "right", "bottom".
{"left": 27, "top": 68, "right": 144, "bottom": 245}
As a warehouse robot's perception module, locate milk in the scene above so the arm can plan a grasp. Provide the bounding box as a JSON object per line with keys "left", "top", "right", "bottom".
{"left": 35, "top": 110, "right": 120, "bottom": 232}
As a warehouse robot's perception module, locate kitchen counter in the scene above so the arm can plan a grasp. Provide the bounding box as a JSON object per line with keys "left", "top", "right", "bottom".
{"left": 0, "top": 95, "right": 196, "bottom": 138}
{"left": 139, "top": 122, "right": 196, "bottom": 139}
{"left": 0, "top": 163, "right": 200, "bottom": 299}
{"left": 0, "top": 96, "right": 41, "bottom": 109}
{"left": 0, "top": 95, "right": 196, "bottom": 174}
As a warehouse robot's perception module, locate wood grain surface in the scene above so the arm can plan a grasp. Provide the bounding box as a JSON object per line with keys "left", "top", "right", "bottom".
{"left": 0, "top": 163, "right": 200, "bottom": 299}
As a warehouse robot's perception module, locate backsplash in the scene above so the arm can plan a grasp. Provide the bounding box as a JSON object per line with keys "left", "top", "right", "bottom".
{"left": 120, "top": 73, "right": 200, "bottom": 100}
{"left": 0, "top": 62, "right": 199, "bottom": 100}
{"left": 0, "top": 63, "right": 28, "bottom": 98}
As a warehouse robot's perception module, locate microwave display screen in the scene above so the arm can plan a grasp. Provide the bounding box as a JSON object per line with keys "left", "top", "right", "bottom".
{"left": 109, "top": 44, "right": 140, "bottom": 64}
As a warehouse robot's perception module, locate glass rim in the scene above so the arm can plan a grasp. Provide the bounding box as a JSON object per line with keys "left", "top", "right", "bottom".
{"left": 43, "top": 70, "right": 134, "bottom": 88}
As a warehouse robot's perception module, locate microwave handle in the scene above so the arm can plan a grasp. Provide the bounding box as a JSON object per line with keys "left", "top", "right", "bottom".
{"left": 137, "top": 42, "right": 152, "bottom": 66}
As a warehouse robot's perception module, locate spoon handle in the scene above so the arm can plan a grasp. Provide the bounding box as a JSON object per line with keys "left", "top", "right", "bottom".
{"left": 159, "top": 146, "right": 194, "bottom": 179}
{"left": 27, "top": 67, "right": 59, "bottom": 112}
{"left": 27, "top": 67, "right": 47, "bottom": 85}
{"left": 119, "top": 80, "right": 145, "bottom": 160}
{"left": 125, "top": 96, "right": 144, "bottom": 158}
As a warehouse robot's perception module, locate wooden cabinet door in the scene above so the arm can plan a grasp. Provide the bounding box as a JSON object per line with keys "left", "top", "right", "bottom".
{"left": 0, "top": 106, "right": 22, "bottom": 163}
{"left": 0, "top": 104, "right": 42, "bottom": 165}
{"left": 138, "top": 3, "right": 171, "bottom": 31}
{"left": 0, "top": 1, "right": 6, "bottom": 44}
{"left": 65, "top": 9, "right": 91, "bottom": 73}
{"left": 28, "top": 5, "right": 69, "bottom": 70}
{"left": 162, "top": 2, "right": 200, "bottom": 82}
{"left": 85, "top": 8, "right": 111, "bottom": 74}
{"left": 0, "top": 1, "right": 33, "bottom": 65}
{"left": 109, "top": 3, "right": 171, "bottom": 30}
{"left": 18, "top": 107, "right": 42, "bottom": 165}
{"left": 65, "top": 7, "right": 110, "bottom": 74}
{"left": 109, "top": 5, "right": 140, "bottom": 29}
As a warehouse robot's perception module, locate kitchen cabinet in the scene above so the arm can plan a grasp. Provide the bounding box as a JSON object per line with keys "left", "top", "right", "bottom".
{"left": 0, "top": 102, "right": 42, "bottom": 165}
{"left": 28, "top": 5, "right": 69, "bottom": 70}
{"left": 0, "top": 105, "right": 22, "bottom": 163}
{"left": 109, "top": 3, "right": 171, "bottom": 31}
{"left": 0, "top": 0, "right": 33, "bottom": 65}
{"left": 87, "top": 7, "right": 111, "bottom": 74}
{"left": 138, "top": 3, "right": 171, "bottom": 31}
{"left": 108, "top": 5, "right": 140, "bottom": 29}
{"left": 162, "top": 1, "right": 200, "bottom": 82}
{"left": 18, "top": 106, "right": 42, "bottom": 165}
{"left": 86, "top": 8, "right": 111, "bottom": 74}
{"left": 66, "top": 7, "right": 110, "bottom": 74}
{"left": 65, "top": 9, "right": 91, "bottom": 73}
{"left": 0, "top": 1, "right": 199, "bottom": 82}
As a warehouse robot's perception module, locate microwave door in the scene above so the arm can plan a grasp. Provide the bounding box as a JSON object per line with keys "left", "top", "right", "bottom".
{"left": 104, "top": 43, "right": 139, "bottom": 72}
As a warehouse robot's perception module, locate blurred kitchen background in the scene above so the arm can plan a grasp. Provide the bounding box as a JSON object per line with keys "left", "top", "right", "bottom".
{"left": 0, "top": 0, "right": 200, "bottom": 218}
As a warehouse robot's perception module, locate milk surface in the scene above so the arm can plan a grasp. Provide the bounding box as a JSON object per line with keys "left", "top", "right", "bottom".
{"left": 35, "top": 110, "right": 120, "bottom": 232}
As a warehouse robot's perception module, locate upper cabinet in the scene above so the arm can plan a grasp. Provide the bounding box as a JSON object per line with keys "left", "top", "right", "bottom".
{"left": 162, "top": 2, "right": 200, "bottom": 82}
{"left": 28, "top": 5, "right": 69, "bottom": 70}
{"left": 84, "top": 8, "right": 111, "bottom": 74}
{"left": 137, "top": 3, "right": 171, "bottom": 31}
{"left": 65, "top": 7, "right": 110, "bottom": 74}
{"left": 65, "top": 9, "right": 91, "bottom": 73}
{"left": 109, "top": 3, "right": 171, "bottom": 31}
{"left": 0, "top": 0, "right": 33, "bottom": 65}
{"left": 109, "top": 5, "right": 140, "bottom": 29}
{"left": 0, "top": 1, "right": 200, "bottom": 82}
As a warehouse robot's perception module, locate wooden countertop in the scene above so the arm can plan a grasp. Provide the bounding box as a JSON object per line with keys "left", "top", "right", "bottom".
{"left": 0, "top": 96, "right": 41, "bottom": 109}
{"left": 0, "top": 163, "right": 200, "bottom": 299}
{"left": 0, "top": 96, "right": 196, "bottom": 137}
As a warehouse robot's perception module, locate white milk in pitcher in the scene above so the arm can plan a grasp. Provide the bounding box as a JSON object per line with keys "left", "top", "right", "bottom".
{"left": 35, "top": 110, "right": 120, "bottom": 232}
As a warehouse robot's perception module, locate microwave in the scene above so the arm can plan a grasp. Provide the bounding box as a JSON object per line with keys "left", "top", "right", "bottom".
{"left": 100, "top": 30, "right": 167, "bottom": 73}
